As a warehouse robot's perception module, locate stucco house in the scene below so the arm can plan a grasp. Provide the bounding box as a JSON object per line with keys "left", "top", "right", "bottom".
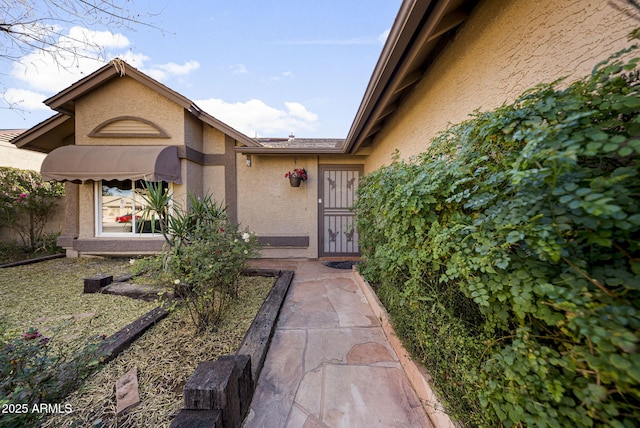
{"left": 12, "top": 0, "right": 638, "bottom": 259}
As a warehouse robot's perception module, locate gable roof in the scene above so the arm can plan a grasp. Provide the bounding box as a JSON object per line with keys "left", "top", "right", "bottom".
{"left": 344, "top": 0, "right": 478, "bottom": 154}
{"left": 14, "top": 60, "right": 260, "bottom": 152}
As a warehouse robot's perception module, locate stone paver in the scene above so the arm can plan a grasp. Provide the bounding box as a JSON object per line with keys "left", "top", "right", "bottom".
{"left": 244, "top": 260, "right": 432, "bottom": 428}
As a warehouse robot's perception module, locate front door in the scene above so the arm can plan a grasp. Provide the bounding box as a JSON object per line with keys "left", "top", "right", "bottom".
{"left": 318, "top": 165, "right": 363, "bottom": 257}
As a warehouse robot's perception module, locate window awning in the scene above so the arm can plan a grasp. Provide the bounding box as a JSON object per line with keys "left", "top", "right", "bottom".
{"left": 41, "top": 145, "right": 182, "bottom": 183}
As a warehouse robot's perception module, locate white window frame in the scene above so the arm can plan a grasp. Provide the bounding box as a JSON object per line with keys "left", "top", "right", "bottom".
{"left": 95, "top": 180, "right": 171, "bottom": 237}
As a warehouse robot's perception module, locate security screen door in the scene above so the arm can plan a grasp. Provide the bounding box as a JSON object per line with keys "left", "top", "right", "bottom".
{"left": 318, "top": 165, "right": 363, "bottom": 257}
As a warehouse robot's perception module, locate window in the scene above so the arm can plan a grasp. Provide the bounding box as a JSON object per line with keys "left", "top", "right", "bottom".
{"left": 96, "top": 180, "right": 169, "bottom": 236}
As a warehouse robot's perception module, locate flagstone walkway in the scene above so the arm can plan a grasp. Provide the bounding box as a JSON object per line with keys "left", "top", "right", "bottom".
{"left": 243, "top": 259, "right": 432, "bottom": 428}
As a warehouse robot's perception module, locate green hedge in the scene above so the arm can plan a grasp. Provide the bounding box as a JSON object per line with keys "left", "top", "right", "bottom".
{"left": 355, "top": 45, "right": 640, "bottom": 427}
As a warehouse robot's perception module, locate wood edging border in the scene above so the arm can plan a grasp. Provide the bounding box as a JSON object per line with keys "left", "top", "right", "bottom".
{"left": 97, "top": 306, "right": 169, "bottom": 364}
{"left": 0, "top": 253, "right": 65, "bottom": 268}
{"left": 235, "top": 269, "right": 294, "bottom": 380}
{"left": 170, "top": 268, "right": 295, "bottom": 427}
{"left": 352, "top": 269, "right": 460, "bottom": 428}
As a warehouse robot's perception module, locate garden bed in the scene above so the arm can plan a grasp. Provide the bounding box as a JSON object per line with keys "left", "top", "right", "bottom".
{"left": 39, "top": 274, "right": 275, "bottom": 427}
{"left": 0, "top": 257, "right": 157, "bottom": 340}
{"left": 1, "top": 257, "right": 280, "bottom": 427}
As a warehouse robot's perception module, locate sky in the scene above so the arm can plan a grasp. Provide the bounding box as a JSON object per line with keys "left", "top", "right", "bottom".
{"left": 0, "top": 0, "right": 402, "bottom": 138}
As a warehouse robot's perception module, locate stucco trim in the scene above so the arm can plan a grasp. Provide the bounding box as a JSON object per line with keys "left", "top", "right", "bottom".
{"left": 258, "top": 236, "right": 310, "bottom": 248}
{"left": 72, "top": 238, "right": 166, "bottom": 253}
{"left": 88, "top": 116, "right": 170, "bottom": 138}
{"left": 179, "top": 146, "right": 236, "bottom": 167}
{"left": 224, "top": 135, "right": 238, "bottom": 223}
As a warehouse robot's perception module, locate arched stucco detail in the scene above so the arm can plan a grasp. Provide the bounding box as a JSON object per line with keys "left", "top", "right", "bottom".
{"left": 88, "top": 116, "right": 169, "bottom": 138}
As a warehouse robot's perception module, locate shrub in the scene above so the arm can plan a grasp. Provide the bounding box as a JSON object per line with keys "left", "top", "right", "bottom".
{"left": 168, "top": 220, "right": 261, "bottom": 331}
{"left": 138, "top": 184, "right": 262, "bottom": 331}
{"left": 0, "top": 168, "right": 64, "bottom": 250}
{"left": 355, "top": 45, "right": 640, "bottom": 426}
{"left": 0, "top": 233, "right": 62, "bottom": 264}
{"left": 0, "top": 324, "right": 104, "bottom": 427}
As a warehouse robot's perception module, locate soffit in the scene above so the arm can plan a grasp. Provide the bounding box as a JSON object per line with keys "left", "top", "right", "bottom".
{"left": 11, "top": 113, "right": 75, "bottom": 153}
{"left": 344, "top": 0, "right": 479, "bottom": 154}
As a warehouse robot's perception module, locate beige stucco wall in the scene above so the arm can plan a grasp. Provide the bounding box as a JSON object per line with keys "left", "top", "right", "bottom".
{"left": 0, "top": 200, "right": 65, "bottom": 245}
{"left": 74, "top": 76, "right": 184, "bottom": 147}
{"left": 365, "top": 0, "right": 640, "bottom": 171}
{"left": 203, "top": 165, "right": 226, "bottom": 205}
{"left": 0, "top": 142, "right": 45, "bottom": 171}
{"left": 236, "top": 154, "right": 319, "bottom": 258}
{"left": 78, "top": 183, "right": 94, "bottom": 238}
{"left": 204, "top": 126, "right": 227, "bottom": 155}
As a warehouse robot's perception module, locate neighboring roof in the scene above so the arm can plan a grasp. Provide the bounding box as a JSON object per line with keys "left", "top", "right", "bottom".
{"left": 344, "top": 0, "right": 478, "bottom": 154}
{"left": 41, "top": 145, "right": 182, "bottom": 183}
{"left": 0, "top": 129, "right": 25, "bottom": 144}
{"left": 238, "top": 137, "right": 345, "bottom": 155}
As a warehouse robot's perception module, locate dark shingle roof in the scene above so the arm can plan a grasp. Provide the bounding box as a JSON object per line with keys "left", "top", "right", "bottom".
{"left": 255, "top": 137, "right": 344, "bottom": 149}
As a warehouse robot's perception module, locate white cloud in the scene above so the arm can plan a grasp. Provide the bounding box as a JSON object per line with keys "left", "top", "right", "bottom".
{"left": 3, "top": 88, "right": 49, "bottom": 110}
{"left": 229, "top": 64, "right": 248, "bottom": 75}
{"left": 62, "top": 26, "right": 130, "bottom": 50}
{"left": 156, "top": 60, "right": 200, "bottom": 76}
{"left": 378, "top": 29, "right": 391, "bottom": 44}
{"left": 9, "top": 26, "right": 130, "bottom": 93}
{"left": 142, "top": 61, "right": 200, "bottom": 81}
{"left": 7, "top": 26, "right": 198, "bottom": 97}
{"left": 284, "top": 102, "right": 318, "bottom": 121}
{"left": 195, "top": 98, "right": 318, "bottom": 137}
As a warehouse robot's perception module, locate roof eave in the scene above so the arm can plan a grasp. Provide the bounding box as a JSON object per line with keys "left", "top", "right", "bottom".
{"left": 343, "top": 0, "right": 474, "bottom": 154}
{"left": 11, "top": 113, "right": 72, "bottom": 153}
{"left": 45, "top": 61, "right": 260, "bottom": 148}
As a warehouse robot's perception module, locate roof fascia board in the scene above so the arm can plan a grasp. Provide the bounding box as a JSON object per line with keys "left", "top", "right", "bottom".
{"left": 343, "top": 0, "right": 431, "bottom": 153}
{"left": 44, "top": 63, "right": 114, "bottom": 109}
{"left": 344, "top": 0, "right": 458, "bottom": 154}
{"left": 11, "top": 113, "right": 71, "bottom": 149}
{"left": 44, "top": 61, "right": 259, "bottom": 148}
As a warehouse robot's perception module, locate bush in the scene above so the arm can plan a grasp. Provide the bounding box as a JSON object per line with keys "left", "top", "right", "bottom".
{"left": 0, "top": 233, "right": 62, "bottom": 264}
{"left": 0, "top": 168, "right": 64, "bottom": 250}
{"left": 355, "top": 45, "right": 640, "bottom": 426}
{"left": 138, "top": 184, "right": 262, "bottom": 331}
{"left": 0, "top": 324, "right": 104, "bottom": 427}
{"left": 169, "top": 220, "right": 261, "bottom": 330}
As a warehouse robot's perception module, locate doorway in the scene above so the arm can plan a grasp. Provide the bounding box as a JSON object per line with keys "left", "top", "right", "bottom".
{"left": 318, "top": 165, "right": 363, "bottom": 257}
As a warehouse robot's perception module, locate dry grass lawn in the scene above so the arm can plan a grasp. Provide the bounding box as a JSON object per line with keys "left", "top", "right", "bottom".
{"left": 0, "top": 257, "right": 274, "bottom": 427}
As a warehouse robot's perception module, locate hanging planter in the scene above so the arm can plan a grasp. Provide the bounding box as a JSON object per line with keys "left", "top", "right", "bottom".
{"left": 289, "top": 176, "right": 302, "bottom": 187}
{"left": 285, "top": 168, "right": 307, "bottom": 187}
